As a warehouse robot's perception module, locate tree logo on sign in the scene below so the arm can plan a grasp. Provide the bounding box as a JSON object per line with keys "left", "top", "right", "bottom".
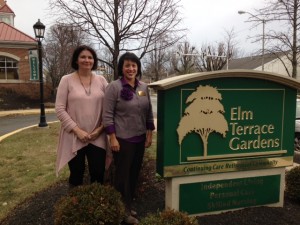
{"left": 177, "top": 85, "right": 228, "bottom": 157}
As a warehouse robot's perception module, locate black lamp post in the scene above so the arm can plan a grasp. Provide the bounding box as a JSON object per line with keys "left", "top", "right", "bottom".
{"left": 33, "top": 19, "right": 48, "bottom": 127}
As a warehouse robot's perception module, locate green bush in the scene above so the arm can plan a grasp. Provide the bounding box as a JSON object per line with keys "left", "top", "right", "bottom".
{"left": 54, "top": 183, "right": 125, "bottom": 225}
{"left": 139, "top": 209, "right": 198, "bottom": 225}
{"left": 286, "top": 166, "right": 300, "bottom": 201}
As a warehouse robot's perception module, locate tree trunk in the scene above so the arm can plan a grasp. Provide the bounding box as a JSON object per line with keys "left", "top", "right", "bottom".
{"left": 292, "top": 0, "right": 298, "bottom": 79}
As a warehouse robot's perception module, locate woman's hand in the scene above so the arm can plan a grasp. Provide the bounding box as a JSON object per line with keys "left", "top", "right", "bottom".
{"left": 109, "top": 133, "right": 120, "bottom": 152}
{"left": 145, "top": 130, "right": 153, "bottom": 148}
{"left": 89, "top": 125, "right": 104, "bottom": 141}
{"left": 73, "top": 126, "right": 90, "bottom": 143}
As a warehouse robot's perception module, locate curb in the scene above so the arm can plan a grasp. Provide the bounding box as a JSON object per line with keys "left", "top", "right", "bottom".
{"left": 0, "top": 108, "right": 55, "bottom": 117}
{"left": 0, "top": 121, "right": 59, "bottom": 142}
{"left": 0, "top": 108, "right": 57, "bottom": 142}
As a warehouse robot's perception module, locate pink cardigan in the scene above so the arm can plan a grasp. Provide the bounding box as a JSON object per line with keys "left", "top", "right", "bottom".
{"left": 55, "top": 72, "right": 108, "bottom": 175}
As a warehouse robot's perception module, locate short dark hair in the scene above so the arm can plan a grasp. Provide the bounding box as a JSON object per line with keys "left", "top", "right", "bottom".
{"left": 71, "top": 45, "right": 98, "bottom": 70}
{"left": 117, "top": 52, "right": 142, "bottom": 78}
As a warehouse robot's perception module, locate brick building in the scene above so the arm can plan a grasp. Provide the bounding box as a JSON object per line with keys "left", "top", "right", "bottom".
{"left": 0, "top": 0, "right": 51, "bottom": 100}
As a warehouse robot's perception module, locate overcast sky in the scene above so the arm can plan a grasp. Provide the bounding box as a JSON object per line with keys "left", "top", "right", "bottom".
{"left": 7, "top": 0, "right": 269, "bottom": 54}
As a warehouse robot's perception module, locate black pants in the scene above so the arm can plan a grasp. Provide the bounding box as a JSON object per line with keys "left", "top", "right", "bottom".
{"left": 68, "top": 144, "right": 106, "bottom": 186}
{"left": 113, "top": 139, "right": 145, "bottom": 212}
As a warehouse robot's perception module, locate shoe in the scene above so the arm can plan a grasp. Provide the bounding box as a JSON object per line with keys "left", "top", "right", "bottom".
{"left": 131, "top": 210, "right": 137, "bottom": 217}
{"left": 124, "top": 215, "right": 139, "bottom": 224}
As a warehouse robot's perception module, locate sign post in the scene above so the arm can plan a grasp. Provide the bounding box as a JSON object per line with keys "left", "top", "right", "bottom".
{"left": 149, "top": 69, "right": 300, "bottom": 216}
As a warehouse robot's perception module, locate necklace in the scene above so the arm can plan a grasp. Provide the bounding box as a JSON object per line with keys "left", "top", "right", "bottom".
{"left": 78, "top": 73, "right": 92, "bottom": 96}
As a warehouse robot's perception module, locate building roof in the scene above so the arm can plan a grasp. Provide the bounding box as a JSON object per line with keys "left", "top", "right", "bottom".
{"left": 0, "top": 22, "right": 36, "bottom": 43}
{"left": 0, "top": 0, "right": 6, "bottom": 7}
{"left": 228, "top": 53, "right": 278, "bottom": 70}
{"left": 0, "top": 2, "right": 14, "bottom": 14}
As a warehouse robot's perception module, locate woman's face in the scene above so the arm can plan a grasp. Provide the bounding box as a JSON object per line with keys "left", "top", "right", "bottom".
{"left": 77, "top": 50, "right": 94, "bottom": 71}
{"left": 122, "top": 59, "right": 138, "bottom": 82}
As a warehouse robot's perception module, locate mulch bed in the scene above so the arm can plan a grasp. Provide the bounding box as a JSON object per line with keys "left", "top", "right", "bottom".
{"left": 1, "top": 158, "right": 300, "bottom": 225}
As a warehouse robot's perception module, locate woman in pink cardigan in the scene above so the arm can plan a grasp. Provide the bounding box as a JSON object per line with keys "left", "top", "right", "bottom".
{"left": 55, "top": 45, "right": 108, "bottom": 187}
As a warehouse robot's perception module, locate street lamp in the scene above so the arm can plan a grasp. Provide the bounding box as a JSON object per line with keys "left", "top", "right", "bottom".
{"left": 33, "top": 19, "right": 47, "bottom": 127}
{"left": 238, "top": 10, "right": 266, "bottom": 71}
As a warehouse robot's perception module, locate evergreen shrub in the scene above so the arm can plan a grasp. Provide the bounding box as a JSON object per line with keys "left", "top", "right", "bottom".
{"left": 139, "top": 209, "right": 198, "bottom": 225}
{"left": 54, "top": 183, "right": 125, "bottom": 225}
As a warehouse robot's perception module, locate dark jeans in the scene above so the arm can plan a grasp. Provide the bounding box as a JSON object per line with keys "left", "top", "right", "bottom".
{"left": 113, "top": 139, "right": 145, "bottom": 211}
{"left": 68, "top": 144, "right": 106, "bottom": 186}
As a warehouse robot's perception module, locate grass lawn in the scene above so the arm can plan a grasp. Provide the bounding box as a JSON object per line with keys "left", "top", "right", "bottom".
{"left": 0, "top": 122, "right": 157, "bottom": 221}
{"left": 0, "top": 122, "right": 68, "bottom": 221}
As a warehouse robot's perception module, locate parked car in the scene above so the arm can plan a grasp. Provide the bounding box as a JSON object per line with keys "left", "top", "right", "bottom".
{"left": 295, "top": 98, "right": 300, "bottom": 151}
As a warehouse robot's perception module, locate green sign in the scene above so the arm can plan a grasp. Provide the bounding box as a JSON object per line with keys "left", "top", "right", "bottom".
{"left": 30, "top": 55, "right": 39, "bottom": 81}
{"left": 150, "top": 71, "right": 299, "bottom": 178}
{"left": 179, "top": 175, "right": 280, "bottom": 214}
{"left": 149, "top": 70, "right": 300, "bottom": 216}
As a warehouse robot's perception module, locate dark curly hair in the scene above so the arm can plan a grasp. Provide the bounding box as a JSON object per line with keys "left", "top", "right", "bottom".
{"left": 117, "top": 52, "right": 142, "bottom": 79}
{"left": 71, "top": 45, "right": 98, "bottom": 70}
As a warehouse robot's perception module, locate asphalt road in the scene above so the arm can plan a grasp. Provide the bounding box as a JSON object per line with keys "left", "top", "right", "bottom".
{"left": 0, "top": 112, "right": 58, "bottom": 137}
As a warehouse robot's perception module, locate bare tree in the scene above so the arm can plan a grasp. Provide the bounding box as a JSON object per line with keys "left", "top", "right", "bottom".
{"left": 224, "top": 28, "right": 239, "bottom": 59}
{"left": 196, "top": 29, "right": 237, "bottom": 71}
{"left": 44, "top": 24, "right": 87, "bottom": 96}
{"left": 171, "top": 30, "right": 237, "bottom": 75}
{"left": 143, "top": 37, "right": 171, "bottom": 81}
{"left": 197, "top": 43, "right": 229, "bottom": 71}
{"left": 49, "top": 0, "right": 185, "bottom": 80}
{"left": 97, "top": 47, "right": 114, "bottom": 83}
{"left": 172, "top": 41, "right": 198, "bottom": 75}
{"left": 256, "top": 0, "right": 300, "bottom": 78}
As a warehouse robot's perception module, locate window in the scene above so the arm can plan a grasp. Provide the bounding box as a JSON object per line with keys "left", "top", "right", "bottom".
{"left": 0, "top": 56, "right": 19, "bottom": 80}
{"left": 0, "top": 15, "right": 13, "bottom": 26}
